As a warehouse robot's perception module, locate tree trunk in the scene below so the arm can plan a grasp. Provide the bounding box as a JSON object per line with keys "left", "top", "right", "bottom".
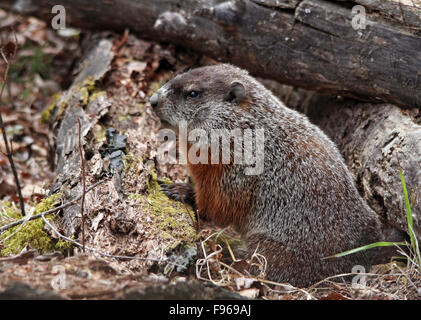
{"left": 1, "top": 0, "right": 421, "bottom": 108}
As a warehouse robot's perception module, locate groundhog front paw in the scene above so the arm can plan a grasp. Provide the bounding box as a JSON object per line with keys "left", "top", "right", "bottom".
{"left": 159, "top": 182, "right": 196, "bottom": 210}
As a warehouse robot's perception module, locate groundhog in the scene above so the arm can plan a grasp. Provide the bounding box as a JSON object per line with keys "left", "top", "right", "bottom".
{"left": 149, "top": 64, "right": 405, "bottom": 287}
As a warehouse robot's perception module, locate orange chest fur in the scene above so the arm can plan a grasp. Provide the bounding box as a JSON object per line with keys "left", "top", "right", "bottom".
{"left": 187, "top": 161, "right": 253, "bottom": 230}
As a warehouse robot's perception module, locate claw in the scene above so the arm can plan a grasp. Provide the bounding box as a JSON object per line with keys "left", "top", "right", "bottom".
{"left": 157, "top": 180, "right": 167, "bottom": 187}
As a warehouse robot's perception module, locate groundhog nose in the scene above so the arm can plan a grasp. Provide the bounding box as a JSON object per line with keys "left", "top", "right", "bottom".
{"left": 150, "top": 93, "right": 159, "bottom": 108}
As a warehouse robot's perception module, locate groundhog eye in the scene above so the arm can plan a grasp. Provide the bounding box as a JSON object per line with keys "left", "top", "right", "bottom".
{"left": 187, "top": 90, "right": 200, "bottom": 98}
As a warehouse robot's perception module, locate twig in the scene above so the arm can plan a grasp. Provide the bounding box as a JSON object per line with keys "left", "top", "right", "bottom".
{"left": 115, "top": 28, "right": 129, "bottom": 50}
{"left": 0, "top": 35, "right": 26, "bottom": 216}
{"left": 77, "top": 118, "right": 86, "bottom": 252}
{"left": 225, "top": 239, "right": 237, "bottom": 262}
{"left": 0, "top": 178, "right": 107, "bottom": 234}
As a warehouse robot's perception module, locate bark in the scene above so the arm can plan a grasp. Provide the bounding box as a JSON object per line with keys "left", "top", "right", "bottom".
{"left": 48, "top": 39, "right": 115, "bottom": 236}
{"left": 355, "top": 0, "right": 421, "bottom": 29}
{"left": 1, "top": 0, "right": 421, "bottom": 108}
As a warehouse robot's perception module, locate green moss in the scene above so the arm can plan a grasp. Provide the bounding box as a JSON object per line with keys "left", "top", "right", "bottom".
{"left": 82, "top": 78, "right": 97, "bottom": 93}
{"left": 137, "top": 170, "right": 197, "bottom": 250}
{"left": 123, "top": 153, "right": 143, "bottom": 176}
{"left": 41, "top": 78, "right": 103, "bottom": 125}
{"left": 74, "top": 78, "right": 94, "bottom": 104}
{"left": 0, "top": 193, "right": 72, "bottom": 256}
{"left": 93, "top": 124, "right": 106, "bottom": 144}
{"left": 148, "top": 171, "right": 197, "bottom": 246}
{"left": 119, "top": 114, "right": 132, "bottom": 122}
{"left": 89, "top": 91, "right": 106, "bottom": 105}
{"left": 79, "top": 86, "right": 90, "bottom": 105}
{"left": 123, "top": 152, "right": 197, "bottom": 250}
{"left": 55, "top": 237, "right": 74, "bottom": 251}
{"left": 40, "top": 92, "right": 71, "bottom": 125}
{"left": 41, "top": 93, "right": 61, "bottom": 124}
{"left": 0, "top": 202, "right": 21, "bottom": 224}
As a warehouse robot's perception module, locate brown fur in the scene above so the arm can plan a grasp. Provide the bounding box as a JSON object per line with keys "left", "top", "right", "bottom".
{"left": 151, "top": 64, "right": 407, "bottom": 287}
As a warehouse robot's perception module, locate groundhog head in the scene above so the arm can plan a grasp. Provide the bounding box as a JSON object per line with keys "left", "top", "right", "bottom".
{"left": 150, "top": 64, "right": 255, "bottom": 131}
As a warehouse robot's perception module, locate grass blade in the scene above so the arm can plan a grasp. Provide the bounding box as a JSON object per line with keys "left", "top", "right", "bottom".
{"left": 399, "top": 169, "right": 416, "bottom": 251}
{"left": 325, "top": 241, "right": 406, "bottom": 259}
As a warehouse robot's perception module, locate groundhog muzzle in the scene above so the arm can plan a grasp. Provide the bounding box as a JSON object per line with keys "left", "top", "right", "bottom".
{"left": 150, "top": 64, "right": 406, "bottom": 287}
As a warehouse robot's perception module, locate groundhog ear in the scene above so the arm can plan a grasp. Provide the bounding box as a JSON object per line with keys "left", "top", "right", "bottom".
{"left": 225, "top": 81, "right": 246, "bottom": 103}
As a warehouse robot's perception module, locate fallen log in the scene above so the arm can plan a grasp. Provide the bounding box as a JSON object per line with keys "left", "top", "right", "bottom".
{"left": 1, "top": 0, "right": 421, "bottom": 108}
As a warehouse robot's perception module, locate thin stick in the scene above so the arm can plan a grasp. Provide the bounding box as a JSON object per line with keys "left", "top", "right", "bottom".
{"left": 0, "top": 179, "right": 107, "bottom": 234}
{"left": 225, "top": 239, "right": 237, "bottom": 262}
{"left": 0, "top": 45, "right": 26, "bottom": 216}
{"left": 77, "top": 118, "right": 86, "bottom": 252}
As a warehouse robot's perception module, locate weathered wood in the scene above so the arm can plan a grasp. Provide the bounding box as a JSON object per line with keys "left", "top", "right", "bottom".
{"left": 49, "top": 39, "right": 115, "bottom": 236}
{"left": 1, "top": 0, "right": 421, "bottom": 108}
{"left": 355, "top": 0, "right": 421, "bottom": 29}
{"left": 251, "top": 0, "right": 300, "bottom": 8}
